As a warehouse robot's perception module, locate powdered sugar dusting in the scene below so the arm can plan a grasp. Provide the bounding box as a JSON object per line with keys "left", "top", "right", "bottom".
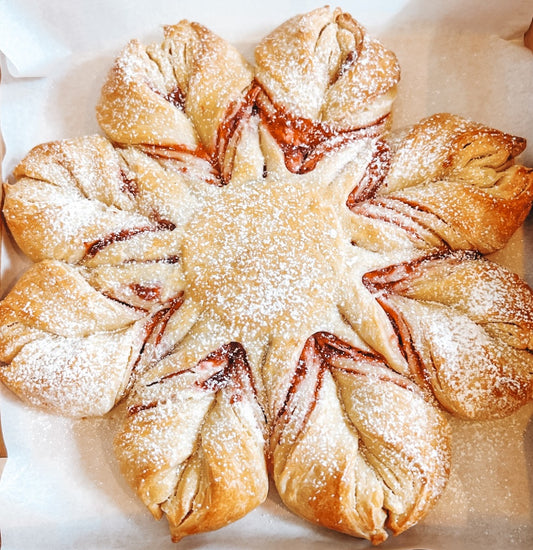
{"left": 181, "top": 176, "right": 344, "bottom": 340}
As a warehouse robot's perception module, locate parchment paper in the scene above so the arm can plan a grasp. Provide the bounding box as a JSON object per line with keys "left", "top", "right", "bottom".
{"left": 1, "top": 1, "right": 532, "bottom": 549}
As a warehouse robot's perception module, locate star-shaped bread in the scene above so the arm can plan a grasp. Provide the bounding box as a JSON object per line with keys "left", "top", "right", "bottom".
{"left": 1, "top": 7, "right": 532, "bottom": 545}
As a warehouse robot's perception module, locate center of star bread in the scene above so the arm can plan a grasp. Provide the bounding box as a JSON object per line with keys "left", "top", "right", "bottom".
{"left": 181, "top": 178, "right": 343, "bottom": 336}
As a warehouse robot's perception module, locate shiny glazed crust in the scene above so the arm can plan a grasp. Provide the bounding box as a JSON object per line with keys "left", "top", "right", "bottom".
{"left": 1, "top": 6, "right": 533, "bottom": 545}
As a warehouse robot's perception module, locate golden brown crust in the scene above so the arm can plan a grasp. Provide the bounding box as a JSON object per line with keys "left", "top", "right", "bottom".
{"left": 4, "top": 135, "right": 197, "bottom": 264}
{"left": 0, "top": 260, "right": 146, "bottom": 415}
{"left": 350, "top": 113, "right": 533, "bottom": 256}
{"left": 269, "top": 333, "right": 451, "bottom": 544}
{"left": 96, "top": 21, "right": 254, "bottom": 155}
{"left": 363, "top": 251, "right": 533, "bottom": 419}
{"left": 255, "top": 7, "right": 399, "bottom": 129}
{"left": 524, "top": 18, "right": 533, "bottom": 52}
{"left": 115, "top": 342, "right": 268, "bottom": 540}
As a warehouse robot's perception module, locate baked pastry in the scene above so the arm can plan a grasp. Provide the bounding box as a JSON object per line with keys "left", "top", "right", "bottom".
{"left": 1, "top": 6, "right": 533, "bottom": 545}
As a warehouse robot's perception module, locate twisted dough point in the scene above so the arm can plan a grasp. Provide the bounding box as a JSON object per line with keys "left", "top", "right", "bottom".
{"left": 253, "top": 7, "right": 399, "bottom": 175}
{"left": 255, "top": 6, "right": 399, "bottom": 129}
{"left": 350, "top": 114, "right": 533, "bottom": 256}
{"left": 0, "top": 260, "right": 146, "bottom": 415}
{"left": 364, "top": 251, "right": 533, "bottom": 419}
{"left": 96, "top": 21, "right": 254, "bottom": 155}
{"left": 269, "top": 333, "right": 451, "bottom": 544}
{"left": 115, "top": 343, "right": 268, "bottom": 542}
{"left": 3, "top": 136, "right": 195, "bottom": 265}
{"left": 382, "top": 114, "right": 533, "bottom": 254}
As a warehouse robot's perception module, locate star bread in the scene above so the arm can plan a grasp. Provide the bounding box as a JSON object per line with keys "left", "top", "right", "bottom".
{"left": 1, "top": 6, "right": 533, "bottom": 545}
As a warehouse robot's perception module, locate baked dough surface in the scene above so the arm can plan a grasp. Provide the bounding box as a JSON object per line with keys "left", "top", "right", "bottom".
{"left": 1, "top": 6, "right": 533, "bottom": 545}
